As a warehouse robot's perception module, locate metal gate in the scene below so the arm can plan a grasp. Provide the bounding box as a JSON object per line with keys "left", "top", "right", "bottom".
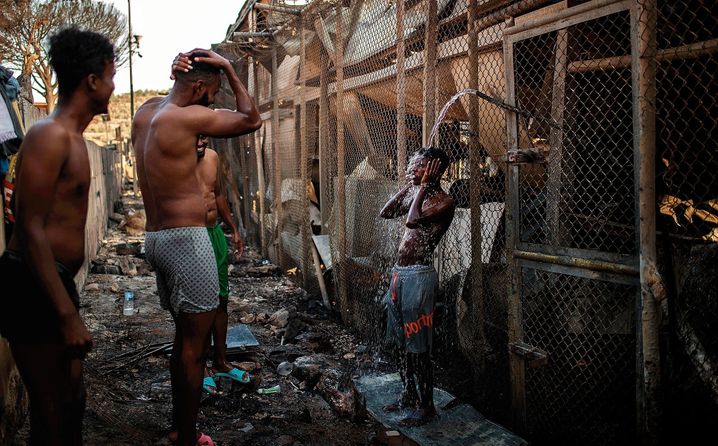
{"left": 503, "top": 1, "right": 640, "bottom": 444}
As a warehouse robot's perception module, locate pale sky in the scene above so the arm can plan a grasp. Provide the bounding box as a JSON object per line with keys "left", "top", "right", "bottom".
{"left": 102, "top": 0, "right": 242, "bottom": 94}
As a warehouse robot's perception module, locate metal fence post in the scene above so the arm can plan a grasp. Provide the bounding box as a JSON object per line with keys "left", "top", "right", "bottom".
{"left": 632, "top": 0, "right": 661, "bottom": 443}
{"left": 299, "top": 13, "right": 311, "bottom": 288}
{"left": 335, "top": 1, "right": 349, "bottom": 321}
{"left": 422, "top": 0, "right": 438, "bottom": 147}
{"left": 467, "top": 0, "right": 488, "bottom": 372}
{"left": 250, "top": 8, "right": 267, "bottom": 258}
{"left": 271, "top": 48, "right": 283, "bottom": 267}
{"left": 396, "top": 0, "right": 407, "bottom": 181}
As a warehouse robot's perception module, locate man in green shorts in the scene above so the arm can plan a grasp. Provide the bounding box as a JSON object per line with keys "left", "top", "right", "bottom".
{"left": 195, "top": 135, "right": 250, "bottom": 393}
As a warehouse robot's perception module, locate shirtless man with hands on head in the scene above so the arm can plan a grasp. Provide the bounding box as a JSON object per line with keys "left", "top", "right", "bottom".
{"left": 132, "top": 49, "right": 260, "bottom": 446}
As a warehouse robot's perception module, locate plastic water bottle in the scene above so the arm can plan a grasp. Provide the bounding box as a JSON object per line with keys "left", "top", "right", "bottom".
{"left": 123, "top": 291, "right": 135, "bottom": 316}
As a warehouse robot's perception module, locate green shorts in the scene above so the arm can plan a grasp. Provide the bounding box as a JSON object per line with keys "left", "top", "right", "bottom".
{"left": 207, "top": 223, "right": 229, "bottom": 299}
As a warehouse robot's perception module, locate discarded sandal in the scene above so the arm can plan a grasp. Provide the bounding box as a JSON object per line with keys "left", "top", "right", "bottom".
{"left": 197, "top": 433, "right": 215, "bottom": 446}
{"left": 202, "top": 376, "right": 218, "bottom": 394}
{"left": 213, "top": 367, "right": 250, "bottom": 384}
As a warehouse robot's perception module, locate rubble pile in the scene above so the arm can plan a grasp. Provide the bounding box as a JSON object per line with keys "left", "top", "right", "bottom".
{"left": 12, "top": 202, "right": 386, "bottom": 445}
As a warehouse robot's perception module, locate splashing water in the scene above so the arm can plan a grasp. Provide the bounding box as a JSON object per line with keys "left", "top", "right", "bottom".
{"left": 427, "top": 88, "right": 563, "bottom": 148}
{"left": 428, "top": 89, "right": 479, "bottom": 148}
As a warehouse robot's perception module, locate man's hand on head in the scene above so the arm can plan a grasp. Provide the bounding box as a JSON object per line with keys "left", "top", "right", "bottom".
{"left": 421, "top": 159, "right": 442, "bottom": 186}
{"left": 170, "top": 52, "right": 192, "bottom": 80}
{"left": 192, "top": 50, "right": 230, "bottom": 70}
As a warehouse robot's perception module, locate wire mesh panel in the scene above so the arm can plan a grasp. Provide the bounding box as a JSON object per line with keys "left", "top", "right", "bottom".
{"left": 521, "top": 268, "right": 637, "bottom": 445}
{"left": 511, "top": 8, "right": 635, "bottom": 255}
{"left": 505, "top": 2, "right": 640, "bottom": 444}
{"left": 211, "top": 0, "right": 718, "bottom": 443}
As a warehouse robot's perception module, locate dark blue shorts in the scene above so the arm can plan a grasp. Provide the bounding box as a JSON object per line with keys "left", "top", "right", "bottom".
{"left": 383, "top": 265, "right": 438, "bottom": 354}
{"left": 0, "top": 250, "right": 80, "bottom": 344}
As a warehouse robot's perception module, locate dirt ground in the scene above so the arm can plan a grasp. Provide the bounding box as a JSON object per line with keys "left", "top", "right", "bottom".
{"left": 12, "top": 200, "right": 385, "bottom": 445}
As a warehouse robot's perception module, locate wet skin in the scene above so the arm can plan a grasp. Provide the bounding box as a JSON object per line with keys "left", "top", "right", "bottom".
{"left": 379, "top": 155, "right": 456, "bottom": 426}
{"left": 380, "top": 157, "right": 456, "bottom": 266}
{"left": 132, "top": 49, "right": 260, "bottom": 446}
{"left": 8, "top": 59, "right": 116, "bottom": 445}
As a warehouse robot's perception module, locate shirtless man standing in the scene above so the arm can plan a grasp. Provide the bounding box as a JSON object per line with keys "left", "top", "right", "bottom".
{"left": 132, "top": 50, "right": 260, "bottom": 446}
{"left": 379, "top": 147, "right": 455, "bottom": 426}
{"left": 194, "top": 135, "right": 249, "bottom": 393}
{"left": 0, "top": 28, "right": 115, "bottom": 445}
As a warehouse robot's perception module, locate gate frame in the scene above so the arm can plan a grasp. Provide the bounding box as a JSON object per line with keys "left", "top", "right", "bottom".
{"left": 501, "top": 0, "right": 648, "bottom": 437}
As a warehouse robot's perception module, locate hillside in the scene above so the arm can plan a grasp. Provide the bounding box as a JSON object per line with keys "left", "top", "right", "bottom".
{"left": 84, "top": 90, "right": 166, "bottom": 146}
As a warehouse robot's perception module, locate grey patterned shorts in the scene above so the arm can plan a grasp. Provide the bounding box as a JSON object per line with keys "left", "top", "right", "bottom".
{"left": 145, "top": 227, "right": 219, "bottom": 314}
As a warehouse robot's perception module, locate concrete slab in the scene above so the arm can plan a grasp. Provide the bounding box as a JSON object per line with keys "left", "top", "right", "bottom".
{"left": 355, "top": 374, "right": 527, "bottom": 446}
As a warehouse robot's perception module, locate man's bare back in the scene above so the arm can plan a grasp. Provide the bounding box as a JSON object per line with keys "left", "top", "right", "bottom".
{"left": 133, "top": 99, "right": 209, "bottom": 231}
{"left": 132, "top": 50, "right": 260, "bottom": 231}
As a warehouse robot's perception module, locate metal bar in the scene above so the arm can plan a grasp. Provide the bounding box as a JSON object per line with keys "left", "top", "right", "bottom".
{"left": 233, "top": 32, "right": 274, "bottom": 39}
{"left": 271, "top": 47, "right": 283, "bottom": 267}
{"left": 422, "top": 0, "right": 438, "bottom": 147}
{"left": 632, "top": 0, "right": 661, "bottom": 442}
{"left": 518, "top": 242, "right": 637, "bottom": 265}
{"left": 254, "top": 2, "right": 302, "bottom": 15}
{"left": 514, "top": 250, "right": 639, "bottom": 276}
{"left": 504, "top": 0, "right": 627, "bottom": 37}
{"left": 335, "top": 1, "right": 349, "bottom": 322}
{"left": 503, "top": 17, "right": 527, "bottom": 432}
{"left": 569, "top": 38, "right": 718, "bottom": 73}
{"left": 519, "top": 259, "right": 640, "bottom": 287}
{"left": 547, "top": 29, "right": 568, "bottom": 247}
{"left": 396, "top": 0, "right": 407, "bottom": 183}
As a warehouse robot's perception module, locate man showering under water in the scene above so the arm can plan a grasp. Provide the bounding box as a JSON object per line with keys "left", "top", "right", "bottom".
{"left": 379, "top": 147, "right": 456, "bottom": 426}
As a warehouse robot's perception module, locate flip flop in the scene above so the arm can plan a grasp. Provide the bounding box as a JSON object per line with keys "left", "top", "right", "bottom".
{"left": 197, "top": 433, "right": 215, "bottom": 446}
{"left": 202, "top": 376, "right": 218, "bottom": 394}
{"left": 213, "top": 367, "right": 251, "bottom": 384}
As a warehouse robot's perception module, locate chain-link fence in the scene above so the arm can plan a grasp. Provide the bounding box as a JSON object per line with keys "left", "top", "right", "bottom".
{"left": 211, "top": 0, "right": 718, "bottom": 444}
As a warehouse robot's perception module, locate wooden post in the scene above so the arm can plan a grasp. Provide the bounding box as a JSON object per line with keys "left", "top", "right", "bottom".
{"left": 547, "top": 29, "right": 568, "bottom": 246}
{"left": 467, "top": 0, "right": 487, "bottom": 372}
{"left": 632, "top": 0, "right": 661, "bottom": 443}
{"left": 299, "top": 14, "right": 311, "bottom": 288}
{"left": 272, "top": 47, "right": 284, "bottom": 267}
{"left": 238, "top": 137, "right": 252, "bottom": 245}
{"left": 503, "top": 17, "right": 527, "bottom": 433}
{"left": 336, "top": 2, "right": 349, "bottom": 321}
{"left": 249, "top": 9, "right": 267, "bottom": 258}
{"left": 253, "top": 63, "right": 267, "bottom": 258}
{"left": 319, "top": 47, "right": 330, "bottom": 233}
{"left": 396, "top": 0, "right": 407, "bottom": 181}
{"left": 422, "top": 0, "right": 438, "bottom": 147}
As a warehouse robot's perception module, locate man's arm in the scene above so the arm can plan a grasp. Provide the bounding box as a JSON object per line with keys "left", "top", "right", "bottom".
{"left": 379, "top": 183, "right": 414, "bottom": 219}
{"left": 214, "top": 167, "right": 244, "bottom": 261}
{"left": 175, "top": 50, "right": 261, "bottom": 137}
{"left": 12, "top": 124, "right": 92, "bottom": 355}
{"left": 406, "top": 159, "right": 455, "bottom": 228}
